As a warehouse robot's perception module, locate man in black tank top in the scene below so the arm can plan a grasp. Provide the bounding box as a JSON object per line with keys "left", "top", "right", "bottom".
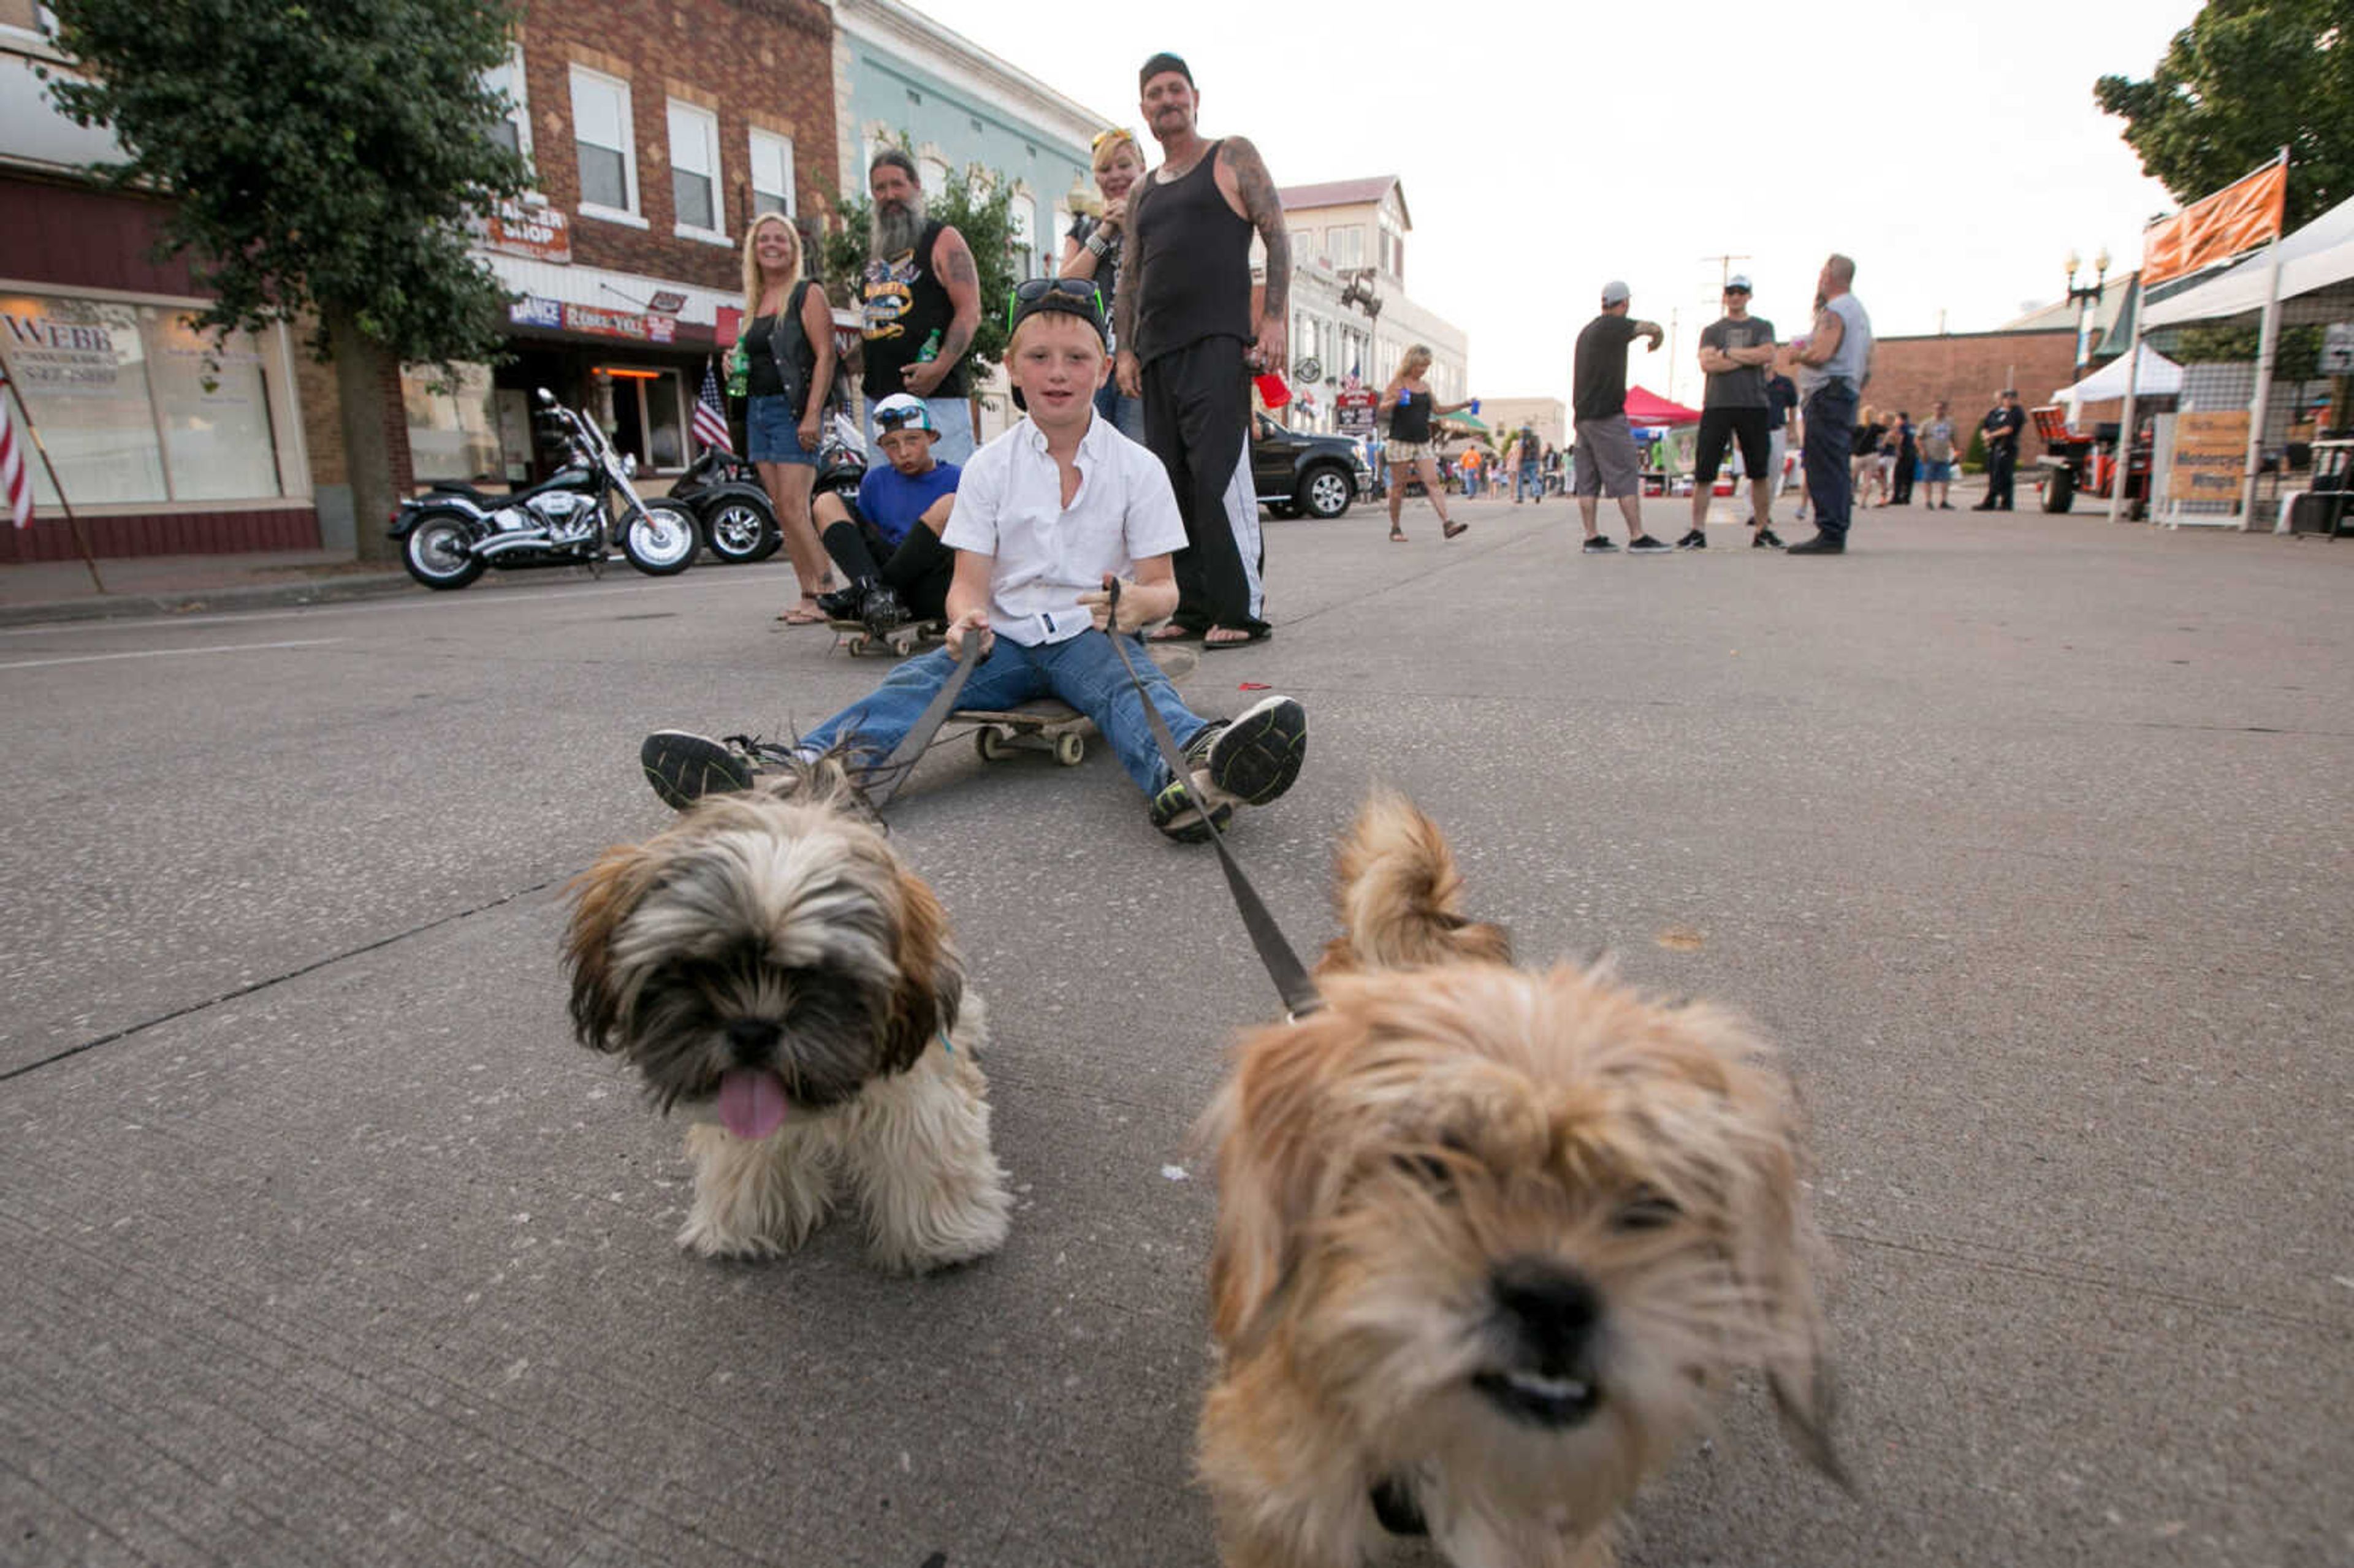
{"left": 1111, "top": 53, "right": 1289, "bottom": 649}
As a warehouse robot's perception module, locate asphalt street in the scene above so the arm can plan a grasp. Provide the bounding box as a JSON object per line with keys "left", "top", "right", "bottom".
{"left": 2, "top": 495, "right": 2348, "bottom": 1567}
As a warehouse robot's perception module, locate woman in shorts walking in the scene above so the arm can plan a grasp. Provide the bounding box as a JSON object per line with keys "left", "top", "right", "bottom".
{"left": 1379, "top": 345, "right": 1473, "bottom": 541}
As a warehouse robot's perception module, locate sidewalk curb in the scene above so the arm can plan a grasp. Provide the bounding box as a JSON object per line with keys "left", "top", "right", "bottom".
{"left": 0, "top": 573, "right": 417, "bottom": 628}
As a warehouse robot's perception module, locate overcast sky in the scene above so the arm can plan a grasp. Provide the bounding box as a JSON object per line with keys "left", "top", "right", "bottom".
{"left": 917, "top": 0, "right": 2207, "bottom": 405}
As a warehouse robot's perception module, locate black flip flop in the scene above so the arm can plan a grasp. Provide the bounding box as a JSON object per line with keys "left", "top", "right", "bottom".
{"left": 1200, "top": 627, "right": 1271, "bottom": 652}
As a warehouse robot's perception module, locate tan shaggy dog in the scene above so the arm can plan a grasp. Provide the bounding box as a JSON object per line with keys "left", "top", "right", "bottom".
{"left": 1198, "top": 791, "right": 1843, "bottom": 1567}
{"left": 564, "top": 763, "right": 1010, "bottom": 1271}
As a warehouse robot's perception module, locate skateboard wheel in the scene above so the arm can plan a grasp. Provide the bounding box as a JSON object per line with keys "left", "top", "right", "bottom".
{"left": 847, "top": 633, "right": 869, "bottom": 655}
{"left": 1053, "top": 733, "right": 1084, "bottom": 767}
{"left": 976, "top": 727, "right": 1010, "bottom": 762}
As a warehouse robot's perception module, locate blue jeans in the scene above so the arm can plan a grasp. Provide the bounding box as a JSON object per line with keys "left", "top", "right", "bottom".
{"left": 1516, "top": 462, "right": 1541, "bottom": 500}
{"left": 1093, "top": 381, "right": 1146, "bottom": 442}
{"left": 1802, "top": 382, "right": 1857, "bottom": 539}
{"left": 798, "top": 629, "right": 1209, "bottom": 796}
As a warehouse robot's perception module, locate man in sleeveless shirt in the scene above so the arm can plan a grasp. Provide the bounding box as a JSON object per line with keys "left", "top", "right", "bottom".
{"left": 1786, "top": 254, "right": 1873, "bottom": 555}
{"left": 860, "top": 150, "right": 983, "bottom": 465}
{"left": 1112, "top": 52, "right": 1288, "bottom": 650}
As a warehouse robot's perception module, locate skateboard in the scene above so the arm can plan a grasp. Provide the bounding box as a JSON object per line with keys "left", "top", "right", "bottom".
{"left": 829, "top": 617, "right": 946, "bottom": 658}
{"left": 955, "top": 644, "right": 1199, "bottom": 768}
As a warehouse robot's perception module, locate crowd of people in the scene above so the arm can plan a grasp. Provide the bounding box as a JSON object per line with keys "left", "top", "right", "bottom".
{"left": 649, "top": 51, "right": 1311, "bottom": 844}
{"left": 661, "top": 47, "right": 2040, "bottom": 842}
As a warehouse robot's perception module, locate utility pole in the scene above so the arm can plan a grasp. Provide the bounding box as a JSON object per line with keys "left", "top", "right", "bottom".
{"left": 1699, "top": 252, "right": 1753, "bottom": 292}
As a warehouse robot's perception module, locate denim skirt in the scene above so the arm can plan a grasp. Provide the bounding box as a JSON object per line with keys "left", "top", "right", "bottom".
{"left": 746, "top": 395, "right": 815, "bottom": 465}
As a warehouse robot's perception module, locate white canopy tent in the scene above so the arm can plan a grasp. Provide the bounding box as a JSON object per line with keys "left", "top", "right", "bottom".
{"left": 2055, "top": 343, "right": 2182, "bottom": 407}
{"left": 2142, "top": 191, "right": 2354, "bottom": 328}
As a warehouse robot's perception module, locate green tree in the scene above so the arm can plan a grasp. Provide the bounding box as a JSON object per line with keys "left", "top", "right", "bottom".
{"left": 820, "top": 159, "right": 1021, "bottom": 380}
{"left": 44, "top": 0, "right": 531, "bottom": 558}
{"left": 2094, "top": 0, "right": 2354, "bottom": 230}
{"left": 2166, "top": 321, "right": 2325, "bottom": 381}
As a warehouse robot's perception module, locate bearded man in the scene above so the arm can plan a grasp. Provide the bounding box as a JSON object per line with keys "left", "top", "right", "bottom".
{"left": 859, "top": 149, "right": 983, "bottom": 464}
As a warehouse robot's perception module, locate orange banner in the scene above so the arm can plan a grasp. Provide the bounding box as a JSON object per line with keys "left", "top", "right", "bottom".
{"left": 2142, "top": 161, "right": 2287, "bottom": 286}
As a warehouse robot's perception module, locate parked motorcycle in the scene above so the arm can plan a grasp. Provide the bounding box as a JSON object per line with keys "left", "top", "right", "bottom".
{"left": 390, "top": 389, "right": 699, "bottom": 590}
{"left": 665, "top": 447, "right": 782, "bottom": 565}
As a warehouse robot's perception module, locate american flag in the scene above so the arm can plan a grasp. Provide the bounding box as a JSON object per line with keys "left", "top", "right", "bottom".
{"left": 1, "top": 379, "right": 32, "bottom": 530}
{"left": 691, "top": 359, "right": 733, "bottom": 455}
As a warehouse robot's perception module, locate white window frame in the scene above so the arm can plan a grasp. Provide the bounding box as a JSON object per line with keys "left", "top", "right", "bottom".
{"left": 568, "top": 65, "right": 644, "bottom": 227}
{"left": 1007, "top": 187, "right": 1037, "bottom": 279}
{"left": 666, "top": 99, "right": 726, "bottom": 243}
{"left": 748, "top": 127, "right": 795, "bottom": 219}
{"left": 484, "top": 45, "right": 533, "bottom": 169}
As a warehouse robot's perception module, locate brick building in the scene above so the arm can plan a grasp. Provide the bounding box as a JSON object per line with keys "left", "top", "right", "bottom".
{"left": 1857, "top": 329, "right": 2078, "bottom": 437}
{"left": 395, "top": 0, "right": 840, "bottom": 517}
{"left": 1, "top": 0, "right": 840, "bottom": 561}
{"left": 2, "top": 2, "right": 323, "bottom": 562}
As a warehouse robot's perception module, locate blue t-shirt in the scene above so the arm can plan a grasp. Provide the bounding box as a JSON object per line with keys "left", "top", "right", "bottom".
{"left": 857, "top": 460, "right": 961, "bottom": 548}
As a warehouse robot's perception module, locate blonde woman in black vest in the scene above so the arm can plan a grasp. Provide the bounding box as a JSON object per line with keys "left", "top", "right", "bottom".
{"left": 737, "top": 213, "right": 837, "bottom": 623}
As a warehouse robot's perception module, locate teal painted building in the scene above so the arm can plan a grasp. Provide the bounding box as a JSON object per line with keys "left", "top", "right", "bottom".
{"left": 831, "top": 0, "right": 1111, "bottom": 287}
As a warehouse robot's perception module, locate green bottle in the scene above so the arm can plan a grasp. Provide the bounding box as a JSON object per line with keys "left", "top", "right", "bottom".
{"left": 916, "top": 328, "right": 942, "bottom": 363}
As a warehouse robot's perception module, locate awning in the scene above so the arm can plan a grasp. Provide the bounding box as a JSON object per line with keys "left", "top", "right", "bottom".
{"left": 2054, "top": 344, "right": 2182, "bottom": 405}
{"left": 1622, "top": 386, "right": 1702, "bottom": 425}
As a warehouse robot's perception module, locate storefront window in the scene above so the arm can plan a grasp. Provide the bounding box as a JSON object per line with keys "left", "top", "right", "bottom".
{"left": 0, "top": 289, "right": 298, "bottom": 508}
{"left": 596, "top": 367, "right": 688, "bottom": 473}
{"left": 402, "top": 362, "right": 503, "bottom": 482}
{"left": 150, "top": 311, "right": 281, "bottom": 500}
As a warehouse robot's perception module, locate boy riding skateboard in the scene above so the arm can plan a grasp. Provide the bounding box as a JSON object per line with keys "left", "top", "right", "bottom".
{"left": 642, "top": 279, "right": 1308, "bottom": 842}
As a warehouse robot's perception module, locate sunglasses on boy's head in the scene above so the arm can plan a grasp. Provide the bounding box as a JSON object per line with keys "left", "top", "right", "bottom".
{"left": 1005, "top": 277, "right": 1105, "bottom": 329}
{"left": 875, "top": 406, "right": 930, "bottom": 433}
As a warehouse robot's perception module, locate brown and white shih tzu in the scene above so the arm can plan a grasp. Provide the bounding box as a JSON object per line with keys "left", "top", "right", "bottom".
{"left": 563, "top": 761, "right": 1010, "bottom": 1271}
{"left": 1198, "top": 791, "right": 1844, "bottom": 1567}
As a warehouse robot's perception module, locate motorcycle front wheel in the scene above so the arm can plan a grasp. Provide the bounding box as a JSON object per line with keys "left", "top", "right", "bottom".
{"left": 400, "top": 511, "right": 486, "bottom": 590}
{"left": 622, "top": 500, "right": 698, "bottom": 576}
{"left": 703, "top": 495, "right": 780, "bottom": 565}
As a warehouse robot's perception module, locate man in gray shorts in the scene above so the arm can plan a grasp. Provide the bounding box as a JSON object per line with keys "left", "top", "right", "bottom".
{"left": 1572, "top": 280, "right": 1669, "bottom": 554}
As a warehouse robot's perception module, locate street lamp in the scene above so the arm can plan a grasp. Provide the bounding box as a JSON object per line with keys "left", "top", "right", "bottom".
{"left": 2065, "top": 247, "right": 2110, "bottom": 381}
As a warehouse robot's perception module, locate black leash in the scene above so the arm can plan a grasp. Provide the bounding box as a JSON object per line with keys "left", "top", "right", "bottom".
{"left": 859, "top": 633, "right": 988, "bottom": 811}
{"left": 1103, "top": 581, "right": 1322, "bottom": 1020}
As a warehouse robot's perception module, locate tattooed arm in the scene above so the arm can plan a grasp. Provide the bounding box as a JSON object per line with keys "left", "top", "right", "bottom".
{"left": 1216, "top": 135, "right": 1288, "bottom": 371}
{"left": 905, "top": 226, "right": 982, "bottom": 397}
{"left": 1113, "top": 192, "right": 1145, "bottom": 399}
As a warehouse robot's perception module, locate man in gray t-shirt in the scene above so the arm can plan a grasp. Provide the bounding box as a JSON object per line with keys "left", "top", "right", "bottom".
{"left": 1680, "top": 276, "right": 1781, "bottom": 549}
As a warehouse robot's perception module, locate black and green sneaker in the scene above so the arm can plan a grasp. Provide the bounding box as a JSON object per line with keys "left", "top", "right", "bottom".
{"left": 641, "top": 730, "right": 756, "bottom": 810}
{"left": 1148, "top": 777, "right": 1237, "bottom": 843}
{"left": 1201, "top": 695, "right": 1307, "bottom": 805}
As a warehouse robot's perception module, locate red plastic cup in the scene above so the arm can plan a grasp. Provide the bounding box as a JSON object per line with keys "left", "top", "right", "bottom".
{"left": 1254, "top": 373, "right": 1291, "bottom": 409}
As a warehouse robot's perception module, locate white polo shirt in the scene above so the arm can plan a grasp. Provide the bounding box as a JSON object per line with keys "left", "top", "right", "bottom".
{"left": 940, "top": 411, "right": 1187, "bottom": 646}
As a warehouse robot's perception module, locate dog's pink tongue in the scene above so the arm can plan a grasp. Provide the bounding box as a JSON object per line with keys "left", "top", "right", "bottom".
{"left": 717, "top": 1070, "right": 789, "bottom": 1140}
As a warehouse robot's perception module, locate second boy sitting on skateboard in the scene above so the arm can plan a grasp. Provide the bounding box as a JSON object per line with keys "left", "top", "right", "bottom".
{"left": 643, "top": 279, "right": 1308, "bottom": 842}
{"left": 811, "top": 392, "right": 959, "bottom": 634}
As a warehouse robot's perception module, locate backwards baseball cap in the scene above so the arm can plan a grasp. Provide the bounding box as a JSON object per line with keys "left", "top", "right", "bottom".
{"left": 1140, "top": 51, "right": 1194, "bottom": 89}
{"left": 1726, "top": 273, "right": 1753, "bottom": 292}
{"left": 1006, "top": 277, "right": 1108, "bottom": 344}
{"left": 1601, "top": 280, "right": 1631, "bottom": 306}
{"left": 872, "top": 393, "right": 937, "bottom": 436}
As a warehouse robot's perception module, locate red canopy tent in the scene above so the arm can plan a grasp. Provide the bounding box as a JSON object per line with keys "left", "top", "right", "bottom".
{"left": 1621, "top": 386, "right": 1702, "bottom": 426}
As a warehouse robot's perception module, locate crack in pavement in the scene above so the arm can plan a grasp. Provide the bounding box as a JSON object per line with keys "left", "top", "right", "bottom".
{"left": 0, "top": 878, "right": 564, "bottom": 1086}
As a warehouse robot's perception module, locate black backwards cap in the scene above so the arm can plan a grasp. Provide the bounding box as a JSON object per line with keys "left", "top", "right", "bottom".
{"left": 1140, "top": 51, "right": 1193, "bottom": 90}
